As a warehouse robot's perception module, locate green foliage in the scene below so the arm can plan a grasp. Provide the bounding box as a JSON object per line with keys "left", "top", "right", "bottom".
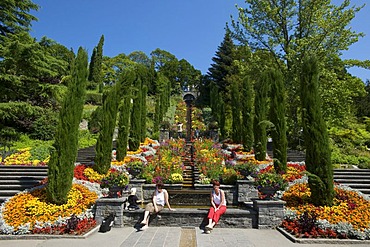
{"left": 100, "top": 170, "right": 129, "bottom": 189}
{"left": 230, "top": 76, "right": 242, "bottom": 143}
{"left": 231, "top": 0, "right": 365, "bottom": 147}
{"left": 269, "top": 69, "right": 287, "bottom": 173}
{"left": 300, "top": 55, "right": 334, "bottom": 206}
{"left": 94, "top": 84, "right": 120, "bottom": 174}
{"left": 88, "top": 106, "right": 102, "bottom": 134}
{"left": 78, "top": 130, "right": 97, "bottom": 149}
{"left": 0, "top": 0, "right": 38, "bottom": 38}
{"left": 88, "top": 35, "right": 104, "bottom": 90}
{"left": 30, "top": 109, "right": 58, "bottom": 140}
{"left": 47, "top": 47, "right": 88, "bottom": 205}
{"left": 8, "top": 135, "right": 52, "bottom": 161}
{"left": 128, "top": 66, "right": 143, "bottom": 151}
{"left": 221, "top": 168, "right": 242, "bottom": 185}
{"left": 254, "top": 171, "right": 287, "bottom": 190}
{"left": 117, "top": 97, "right": 132, "bottom": 161}
{"left": 254, "top": 71, "right": 269, "bottom": 161}
{"left": 85, "top": 92, "right": 102, "bottom": 105}
{"left": 241, "top": 76, "right": 254, "bottom": 151}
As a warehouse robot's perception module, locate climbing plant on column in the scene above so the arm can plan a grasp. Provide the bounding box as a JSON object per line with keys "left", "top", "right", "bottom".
{"left": 47, "top": 47, "right": 88, "bottom": 205}
{"left": 300, "top": 55, "right": 334, "bottom": 206}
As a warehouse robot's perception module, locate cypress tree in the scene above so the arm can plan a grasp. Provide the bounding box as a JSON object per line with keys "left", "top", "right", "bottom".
{"left": 269, "top": 69, "right": 287, "bottom": 173}
{"left": 129, "top": 67, "right": 142, "bottom": 151}
{"left": 116, "top": 70, "right": 135, "bottom": 161}
{"left": 241, "top": 76, "right": 254, "bottom": 151}
{"left": 94, "top": 83, "right": 119, "bottom": 174}
{"left": 141, "top": 85, "right": 148, "bottom": 142}
{"left": 47, "top": 47, "right": 88, "bottom": 205}
{"left": 231, "top": 77, "right": 242, "bottom": 143}
{"left": 88, "top": 35, "right": 104, "bottom": 91}
{"left": 254, "top": 72, "right": 269, "bottom": 161}
{"left": 301, "top": 55, "right": 334, "bottom": 206}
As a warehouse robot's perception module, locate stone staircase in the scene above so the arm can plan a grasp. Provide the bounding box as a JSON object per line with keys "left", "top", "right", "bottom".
{"left": 333, "top": 169, "right": 370, "bottom": 195}
{"left": 0, "top": 165, "right": 48, "bottom": 203}
{"left": 182, "top": 141, "right": 199, "bottom": 188}
{"left": 76, "top": 145, "right": 96, "bottom": 164}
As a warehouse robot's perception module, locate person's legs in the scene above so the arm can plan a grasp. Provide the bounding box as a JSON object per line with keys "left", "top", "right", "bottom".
{"left": 141, "top": 203, "right": 154, "bottom": 225}
{"left": 211, "top": 206, "right": 226, "bottom": 227}
{"left": 206, "top": 207, "right": 215, "bottom": 229}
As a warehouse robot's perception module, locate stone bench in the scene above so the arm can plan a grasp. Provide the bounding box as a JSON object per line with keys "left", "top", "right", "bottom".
{"left": 121, "top": 207, "right": 258, "bottom": 229}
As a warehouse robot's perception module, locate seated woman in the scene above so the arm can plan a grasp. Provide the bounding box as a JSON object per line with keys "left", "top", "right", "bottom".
{"left": 140, "top": 181, "right": 174, "bottom": 229}
{"left": 205, "top": 180, "right": 227, "bottom": 233}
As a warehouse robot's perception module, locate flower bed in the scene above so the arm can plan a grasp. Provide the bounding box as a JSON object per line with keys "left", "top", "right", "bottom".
{"left": 0, "top": 184, "right": 97, "bottom": 235}
{"left": 281, "top": 183, "right": 370, "bottom": 240}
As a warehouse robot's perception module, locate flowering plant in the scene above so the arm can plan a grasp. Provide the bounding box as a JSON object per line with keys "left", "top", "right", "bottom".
{"left": 254, "top": 171, "right": 287, "bottom": 190}
{"left": 168, "top": 173, "right": 183, "bottom": 184}
{"left": 100, "top": 170, "right": 129, "bottom": 189}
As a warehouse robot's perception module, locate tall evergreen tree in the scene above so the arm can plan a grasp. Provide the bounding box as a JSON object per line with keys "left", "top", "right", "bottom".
{"left": 301, "top": 55, "right": 334, "bottom": 206}
{"left": 141, "top": 85, "right": 148, "bottom": 142}
{"left": 47, "top": 47, "right": 88, "bottom": 205}
{"left": 230, "top": 77, "right": 242, "bottom": 143}
{"left": 254, "top": 71, "right": 269, "bottom": 161}
{"left": 94, "top": 83, "right": 119, "bottom": 174}
{"left": 128, "top": 67, "right": 142, "bottom": 151}
{"left": 241, "top": 76, "right": 254, "bottom": 151}
{"left": 269, "top": 69, "right": 287, "bottom": 173}
{"left": 116, "top": 70, "right": 135, "bottom": 161}
{"left": 0, "top": 0, "right": 38, "bottom": 38}
{"left": 88, "top": 35, "right": 104, "bottom": 91}
{"left": 207, "top": 29, "right": 236, "bottom": 138}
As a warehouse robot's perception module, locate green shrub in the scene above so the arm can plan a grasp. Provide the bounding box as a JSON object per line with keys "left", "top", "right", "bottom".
{"left": 85, "top": 92, "right": 102, "bottom": 105}
{"left": 78, "top": 130, "right": 97, "bottom": 148}
{"left": 88, "top": 106, "right": 103, "bottom": 134}
{"left": 30, "top": 110, "right": 58, "bottom": 140}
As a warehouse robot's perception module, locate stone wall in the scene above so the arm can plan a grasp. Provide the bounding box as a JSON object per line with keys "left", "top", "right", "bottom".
{"left": 253, "top": 200, "right": 286, "bottom": 229}
{"left": 95, "top": 197, "right": 127, "bottom": 227}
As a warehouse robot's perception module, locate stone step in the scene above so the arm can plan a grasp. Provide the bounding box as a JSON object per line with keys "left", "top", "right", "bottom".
{"left": 0, "top": 179, "right": 41, "bottom": 185}
{"left": 0, "top": 175, "right": 46, "bottom": 180}
{"left": 0, "top": 190, "right": 24, "bottom": 196}
{"left": 120, "top": 207, "right": 258, "bottom": 229}
{"left": 337, "top": 183, "right": 370, "bottom": 188}
{"left": 333, "top": 174, "right": 370, "bottom": 179}
{"left": 334, "top": 179, "right": 370, "bottom": 184}
{"left": 0, "top": 171, "right": 47, "bottom": 176}
{"left": 0, "top": 184, "right": 36, "bottom": 190}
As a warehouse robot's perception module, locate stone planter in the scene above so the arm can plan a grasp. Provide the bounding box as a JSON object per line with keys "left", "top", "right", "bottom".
{"left": 258, "top": 186, "right": 278, "bottom": 200}
{"left": 108, "top": 186, "right": 124, "bottom": 198}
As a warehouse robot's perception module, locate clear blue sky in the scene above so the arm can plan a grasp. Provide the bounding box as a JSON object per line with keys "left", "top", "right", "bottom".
{"left": 30, "top": 0, "right": 369, "bottom": 82}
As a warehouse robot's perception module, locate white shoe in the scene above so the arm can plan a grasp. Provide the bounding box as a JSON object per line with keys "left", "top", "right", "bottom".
{"left": 205, "top": 225, "right": 213, "bottom": 231}
{"left": 141, "top": 225, "right": 148, "bottom": 230}
{"left": 205, "top": 230, "right": 211, "bottom": 234}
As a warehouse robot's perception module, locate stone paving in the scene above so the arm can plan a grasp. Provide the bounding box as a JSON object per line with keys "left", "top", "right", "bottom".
{"left": 1, "top": 227, "right": 370, "bottom": 247}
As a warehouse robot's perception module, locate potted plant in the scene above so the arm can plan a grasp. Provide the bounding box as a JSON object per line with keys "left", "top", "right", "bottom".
{"left": 100, "top": 170, "right": 130, "bottom": 198}
{"left": 125, "top": 159, "right": 143, "bottom": 178}
{"left": 254, "top": 171, "right": 287, "bottom": 199}
{"left": 234, "top": 162, "right": 257, "bottom": 179}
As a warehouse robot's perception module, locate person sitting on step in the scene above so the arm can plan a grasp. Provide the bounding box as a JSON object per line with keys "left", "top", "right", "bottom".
{"left": 205, "top": 180, "right": 227, "bottom": 233}
{"left": 127, "top": 188, "right": 141, "bottom": 210}
{"left": 140, "top": 181, "right": 174, "bottom": 230}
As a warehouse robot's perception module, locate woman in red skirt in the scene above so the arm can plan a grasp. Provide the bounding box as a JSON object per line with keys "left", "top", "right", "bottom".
{"left": 205, "top": 180, "right": 226, "bottom": 233}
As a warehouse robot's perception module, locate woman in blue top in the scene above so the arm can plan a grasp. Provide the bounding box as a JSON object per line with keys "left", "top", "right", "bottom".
{"left": 205, "top": 180, "right": 227, "bottom": 233}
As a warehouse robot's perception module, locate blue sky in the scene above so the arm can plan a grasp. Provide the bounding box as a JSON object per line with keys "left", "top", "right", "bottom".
{"left": 30, "top": 0, "right": 369, "bottom": 82}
